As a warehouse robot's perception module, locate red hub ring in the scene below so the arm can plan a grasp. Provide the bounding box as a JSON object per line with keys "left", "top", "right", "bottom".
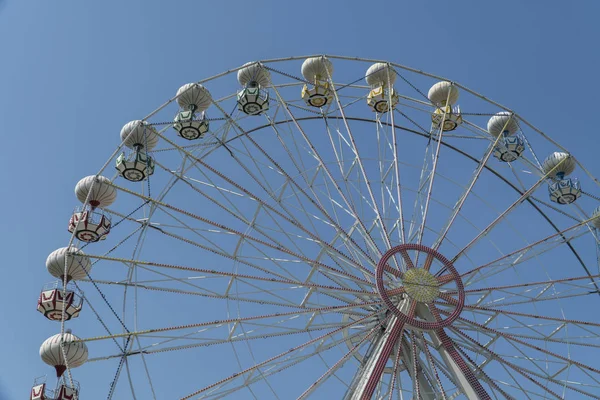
{"left": 376, "top": 244, "right": 465, "bottom": 330}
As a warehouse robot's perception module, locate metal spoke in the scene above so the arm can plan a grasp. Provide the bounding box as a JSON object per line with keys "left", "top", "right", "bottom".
{"left": 451, "top": 157, "right": 575, "bottom": 263}
{"left": 180, "top": 311, "right": 379, "bottom": 399}
{"left": 433, "top": 134, "right": 504, "bottom": 250}
{"left": 326, "top": 68, "right": 394, "bottom": 255}
{"left": 459, "top": 216, "right": 597, "bottom": 285}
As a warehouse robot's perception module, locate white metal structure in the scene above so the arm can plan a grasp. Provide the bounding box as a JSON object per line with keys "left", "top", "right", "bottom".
{"left": 33, "top": 55, "right": 600, "bottom": 399}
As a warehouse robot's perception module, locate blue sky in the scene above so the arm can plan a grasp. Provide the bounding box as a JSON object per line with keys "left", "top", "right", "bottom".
{"left": 2, "top": 1, "right": 600, "bottom": 399}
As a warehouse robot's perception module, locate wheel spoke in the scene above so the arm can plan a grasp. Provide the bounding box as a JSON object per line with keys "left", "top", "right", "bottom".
{"left": 154, "top": 128, "right": 376, "bottom": 280}
{"left": 179, "top": 310, "right": 379, "bottom": 399}
{"left": 433, "top": 135, "right": 504, "bottom": 251}
{"left": 451, "top": 157, "right": 575, "bottom": 263}
{"left": 326, "top": 70, "right": 394, "bottom": 255}
{"left": 78, "top": 302, "right": 383, "bottom": 344}
{"left": 269, "top": 85, "right": 383, "bottom": 261}
{"left": 458, "top": 216, "right": 596, "bottom": 285}
{"left": 449, "top": 324, "right": 600, "bottom": 398}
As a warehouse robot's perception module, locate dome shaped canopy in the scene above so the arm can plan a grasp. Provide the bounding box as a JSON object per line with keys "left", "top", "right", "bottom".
{"left": 542, "top": 152, "right": 576, "bottom": 177}
{"left": 427, "top": 81, "right": 459, "bottom": 106}
{"left": 365, "top": 63, "right": 396, "bottom": 87}
{"left": 40, "top": 330, "right": 88, "bottom": 377}
{"left": 46, "top": 246, "right": 91, "bottom": 282}
{"left": 237, "top": 62, "right": 271, "bottom": 87}
{"left": 592, "top": 206, "right": 600, "bottom": 229}
{"left": 120, "top": 120, "right": 159, "bottom": 151}
{"left": 176, "top": 83, "right": 212, "bottom": 112}
{"left": 75, "top": 175, "right": 117, "bottom": 208}
{"left": 301, "top": 57, "right": 334, "bottom": 83}
{"left": 487, "top": 112, "right": 519, "bottom": 137}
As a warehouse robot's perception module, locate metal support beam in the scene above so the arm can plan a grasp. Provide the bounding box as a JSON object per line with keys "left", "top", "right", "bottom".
{"left": 344, "top": 322, "right": 392, "bottom": 399}
{"left": 344, "top": 300, "right": 485, "bottom": 399}
{"left": 346, "top": 300, "right": 436, "bottom": 400}
{"left": 416, "top": 303, "right": 481, "bottom": 400}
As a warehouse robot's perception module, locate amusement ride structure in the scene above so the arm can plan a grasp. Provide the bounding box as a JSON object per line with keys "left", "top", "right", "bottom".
{"left": 31, "top": 55, "right": 600, "bottom": 399}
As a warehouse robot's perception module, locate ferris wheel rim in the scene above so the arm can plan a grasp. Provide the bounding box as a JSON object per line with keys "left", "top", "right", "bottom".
{"left": 36, "top": 54, "right": 600, "bottom": 399}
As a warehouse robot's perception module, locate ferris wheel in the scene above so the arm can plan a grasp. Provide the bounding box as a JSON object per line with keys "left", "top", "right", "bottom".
{"left": 31, "top": 55, "right": 600, "bottom": 400}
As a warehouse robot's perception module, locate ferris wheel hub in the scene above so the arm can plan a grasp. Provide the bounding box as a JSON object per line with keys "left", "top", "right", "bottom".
{"left": 402, "top": 268, "right": 440, "bottom": 303}
{"left": 376, "top": 244, "right": 465, "bottom": 330}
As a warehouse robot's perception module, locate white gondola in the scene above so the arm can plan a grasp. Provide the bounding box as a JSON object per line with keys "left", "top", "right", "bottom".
{"left": 68, "top": 209, "right": 111, "bottom": 242}
{"left": 30, "top": 376, "right": 79, "bottom": 400}
{"left": 68, "top": 176, "right": 116, "bottom": 242}
{"left": 492, "top": 135, "right": 525, "bottom": 162}
{"left": 428, "top": 81, "right": 463, "bottom": 131}
{"left": 37, "top": 281, "right": 83, "bottom": 321}
{"left": 365, "top": 63, "right": 398, "bottom": 113}
{"left": 487, "top": 112, "right": 525, "bottom": 162}
{"left": 542, "top": 152, "right": 581, "bottom": 204}
{"left": 173, "top": 83, "right": 211, "bottom": 140}
{"left": 301, "top": 56, "right": 334, "bottom": 108}
{"left": 237, "top": 62, "right": 270, "bottom": 115}
{"left": 115, "top": 120, "right": 158, "bottom": 182}
{"left": 40, "top": 330, "right": 88, "bottom": 378}
{"left": 116, "top": 151, "right": 155, "bottom": 182}
{"left": 46, "top": 247, "right": 91, "bottom": 282}
{"left": 548, "top": 178, "right": 582, "bottom": 204}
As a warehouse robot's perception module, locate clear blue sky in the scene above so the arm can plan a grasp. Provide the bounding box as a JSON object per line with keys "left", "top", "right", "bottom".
{"left": 2, "top": 1, "right": 600, "bottom": 399}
